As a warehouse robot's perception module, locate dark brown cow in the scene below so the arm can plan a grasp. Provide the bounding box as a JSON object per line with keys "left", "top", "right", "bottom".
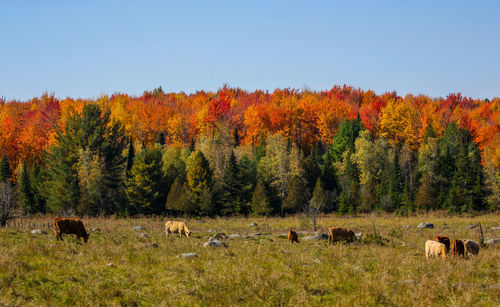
{"left": 288, "top": 230, "right": 299, "bottom": 243}
{"left": 435, "top": 236, "right": 450, "bottom": 252}
{"left": 54, "top": 217, "right": 89, "bottom": 243}
{"left": 328, "top": 227, "right": 356, "bottom": 245}
{"left": 451, "top": 239, "right": 465, "bottom": 257}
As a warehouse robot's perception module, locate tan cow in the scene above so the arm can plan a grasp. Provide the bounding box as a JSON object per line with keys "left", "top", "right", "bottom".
{"left": 165, "top": 221, "right": 190, "bottom": 237}
{"left": 54, "top": 217, "right": 89, "bottom": 243}
{"left": 288, "top": 230, "right": 299, "bottom": 243}
{"left": 425, "top": 240, "right": 446, "bottom": 259}
{"left": 463, "top": 239, "right": 479, "bottom": 257}
{"left": 328, "top": 227, "right": 356, "bottom": 245}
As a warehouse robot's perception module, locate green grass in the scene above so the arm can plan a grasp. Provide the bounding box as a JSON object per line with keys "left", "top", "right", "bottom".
{"left": 1, "top": 214, "right": 500, "bottom": 306}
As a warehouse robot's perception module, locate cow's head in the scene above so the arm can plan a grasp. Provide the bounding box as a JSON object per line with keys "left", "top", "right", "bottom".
{"left": 186, "top": 230, "right": 191, "bottom": 237}
{"left": 83, "top": 233, "right": 90, "bottom": 243}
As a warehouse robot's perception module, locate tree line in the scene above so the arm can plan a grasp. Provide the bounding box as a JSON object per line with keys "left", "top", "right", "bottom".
{"left": 2, "top": 102, "right": 496, "bottom": 222}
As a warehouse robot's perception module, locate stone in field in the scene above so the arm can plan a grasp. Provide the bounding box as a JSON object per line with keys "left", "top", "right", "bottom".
{"left": 466, "top": 224, "right": 478, "bottom": 230}
{"left": 145, "top": 243, "right": 159, "bottom": 248}
{"left": 417, "top": 223, "right": 434, "bottom": 229}
{"left": 181, "top": 253, "right": 197, "bottom": 259}
{"left": 491, "top": 227, "right": 500, "bottom": 230}
{"left": 214, "top": 233, "right": 227, "bottom": 239}
{"left": 248, "top": 222, "right": 258, "bottom": 227}
{"left": 485, "top": 238, "right": 500, "bottom": 245}
{"left": 227, "top": 234, "right": 241, "bottom": 239}
{"left": 90, "top": 228, "right": 101, "bottom": 232}
{"left": 132, "top": 225, "right": 146, "bottom": 231}
{"left": 136, "top": 233, "right": 150, "bottom": 238}
{"left": 303, "top": 232, "right": 329, "bottom": 240}
{"left": 31, "top": 229, "right": 47, "bottom": 235}
{"left": 204, "top": 238, "right": 226, "bottom": 247}
{"left": 355, "top": 232, "right": 363, "bottom": 240}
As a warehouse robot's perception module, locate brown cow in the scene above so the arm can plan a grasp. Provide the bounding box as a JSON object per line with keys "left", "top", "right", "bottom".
{"left": 328, "top": 227, "right": 356, "bottom": 245}
{"left": 435, "top": 236, "right": 450, "bottom": 252}
{"left": 288, "top": 230, "right": 299, "bottom": 243}
{"left": 451, "top": 239, "right": 465, "bottom": 257}
{"left": 54, "top": 217, "right": 89, "bottom": 243}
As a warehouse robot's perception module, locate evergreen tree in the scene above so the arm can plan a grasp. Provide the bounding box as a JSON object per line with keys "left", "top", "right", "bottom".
{"left": 254, "top": 133, "right": 266, "bottom": 162}
{"left": 251, "top": 180, "right": 271, "bottom": 216}
{"left": 186, "top": 150, "right": 214, "bottom": 215}
{"left": 303, "top": 154, "right": 321, "bottom": 192}
{"left": 423, "top": 124, "right": 436, "bottom": 144}
{"left": 283, "top": 175, "right": 309, "bottom": 214}
{"left": 415, "top": 173, "right": 436, "bottom": 212}
{"left": 327, "top": 117, "right": 363, "bottom": 162}
{"left": 232, "top": 127, "right": 240, "bottom": 147}
{"left": 0, "top": 153, "right": 11, "bottom": 182}
{"left": 125, "top": 147, "right": 167, "bottom": 215}
{"left": 189, "top": 137, "right": 196, "bottom": 152}
{"left": 31, "top": 162, "right": 46, "bottom": 213}
{"left": 19, "top": 163, "right": 35, "bottom": 215}
{"left": 126, "top": 138, "right": 135, "bottom": 174}
{"left": 42, "top": 104, "right": 127, "bottom": 215}
{"left": 220, "top": 151, "right": 244, "bottom": 215}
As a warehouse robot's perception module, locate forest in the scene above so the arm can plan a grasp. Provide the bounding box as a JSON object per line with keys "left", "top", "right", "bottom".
{"left": 0, "top": 85, "right": 499, "bottom": 219}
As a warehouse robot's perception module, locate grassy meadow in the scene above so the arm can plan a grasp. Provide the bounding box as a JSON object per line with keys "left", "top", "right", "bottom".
{"left": 1, "top": 213, "right": 500, "bottom": 306}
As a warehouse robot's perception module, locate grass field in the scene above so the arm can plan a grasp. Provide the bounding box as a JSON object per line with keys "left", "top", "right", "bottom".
{"left": 1, "top": 213, "right": 499, "bottom": 306}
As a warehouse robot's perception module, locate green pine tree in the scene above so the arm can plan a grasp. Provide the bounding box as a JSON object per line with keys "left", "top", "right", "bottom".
{"left": 0, "top": 153, "right": 11, "bottom": 182}
{"left": 251, "top": 180, "right": 271, "bottom": 216}
{"left": 19, "top": 163, "right": 35, "bottom": 215}
{"left": 125, "top": 147, "right": 167, "bottom": 215}
{"left": 283, "top": 175, "right": 309, "bottom": 214}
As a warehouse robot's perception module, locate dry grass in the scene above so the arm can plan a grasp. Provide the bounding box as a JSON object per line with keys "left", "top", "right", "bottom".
{"left": 1, "top": 213, "right": 499, "bottom": 306}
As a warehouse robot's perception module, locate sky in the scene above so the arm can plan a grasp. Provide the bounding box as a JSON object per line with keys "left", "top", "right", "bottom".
{"left": 1, "top": 0, "right": 499, "bottom": 101}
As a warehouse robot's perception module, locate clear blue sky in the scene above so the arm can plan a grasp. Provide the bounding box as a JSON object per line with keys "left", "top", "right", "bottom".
{"left": 1, "top": 1, "right": 499, "bottom": 100}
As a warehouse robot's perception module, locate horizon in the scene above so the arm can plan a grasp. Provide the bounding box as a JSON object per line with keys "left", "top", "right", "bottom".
{"left": 1, "top": 1, "right": 499, "bottom": 101}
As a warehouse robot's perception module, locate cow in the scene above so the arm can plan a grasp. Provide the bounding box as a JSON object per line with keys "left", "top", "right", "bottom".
{"left": 435, "top": 236, "right": 450, "bottom": 252}
{"left": 451, "top": 239, "right": 465, "bottom": 257}
{"left": 54, "top": 217, "right": 89, "bottom": 243}
{"left": 328, "top": 227, "right": 356, "bottom": 245}
{"left": 165, "top": 221, "right": 190, "bottom": 237}
{"left": 288, "top": 230, "right": 299, "bottom": 243}
{"left": 463, "top": 240, "right": 480, "bottom": 257}
{"left": 425, "top": 240, "right": 446, "bottom": 259}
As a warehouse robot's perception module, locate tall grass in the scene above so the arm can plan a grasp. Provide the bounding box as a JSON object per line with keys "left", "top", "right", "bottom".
{"left": 1, "top": 214, "right": 499, "bottom": 306}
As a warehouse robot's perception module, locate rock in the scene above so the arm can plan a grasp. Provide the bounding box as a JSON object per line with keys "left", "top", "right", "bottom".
{"left": 207, "top": 229, "right": 216, "bottom": 233}
{"left": 489, "top": 284, "right": 500, "bottom": 290}
{"left": 251, "top": 233, "right": 262, "bottom": 237}
{"left": 136, "top": 233, "right": 150, "bottom": 238}
{"left": 303, "top": 232, "right": 329, "bottom": 240}
{"left": 441, "top": 226, "right": 451, "bottom": 230}
{"left": 145, "top": 243, "right": 159, "bottom": 248}
{"left": 417, "top": 223, "right": 434, "bottom": 229}
{"left": 314, "top": 258, "right": 322, "bottom": 263}
{"left": 204, "top": 238, "right": 226, "bottom": 247}
{"left": 227, "top": 234, "right": 241, "bottom": 239}
{"left": 31, "top": 229, "right": 47, "bottom": 235}
{"left": 90, "top": 228, "right": 101, "bottom": 232}
{"left": 485, "top": 238, "right": 500, "bottom": 245}
{"left": 355, "top": 232, "right": 363, "bottom": 240}
{"left": 403, "top": 225, "right": 412, "bottom": 229}
{"left": 107, "top": 263, "right": 115, "bottom": 267}
{"left": 181, "top": 253, "right": 197, "bottom": 259}
{"left": 466, "top": 224, "right": 478, "bottom": 230}
{"left": 248, "top": 222, "right": 258, "bottom": 227}
{"left": 397, "top": 280, "right": 418, "bottom": 285}
{"left": 132, "top": 226, "right": 146, "bottom": 231}
{"left": 241, "top": 236, "right": 250, "bottom": 239}
{"left": 214, "top": 233, "right": 227, "bottom": 239}
{"left": 491, "top": 227, "right": 500, "bottom": 230}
